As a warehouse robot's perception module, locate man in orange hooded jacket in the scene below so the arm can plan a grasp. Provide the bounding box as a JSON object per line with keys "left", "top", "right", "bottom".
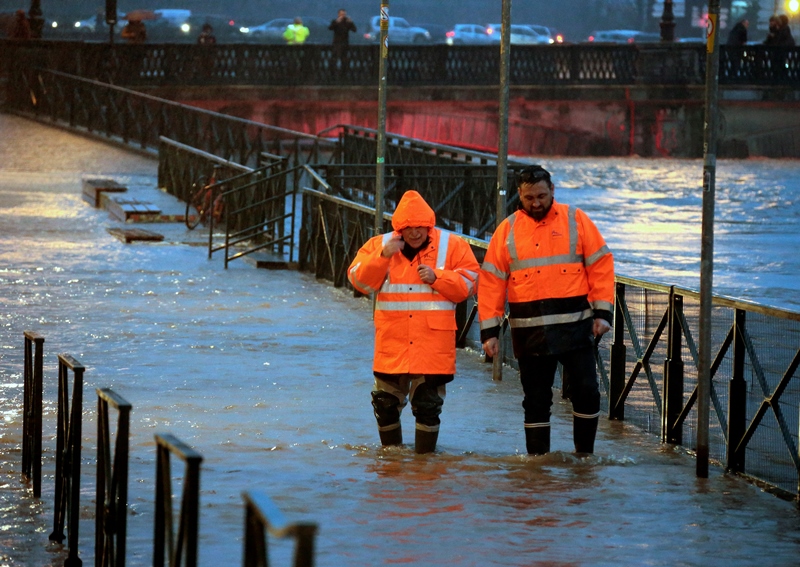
{"left": 478, "top": 165, "right": 614, "bottom": 456}
{"left": 348, "top": 190, "right": 479, "bottom": 453}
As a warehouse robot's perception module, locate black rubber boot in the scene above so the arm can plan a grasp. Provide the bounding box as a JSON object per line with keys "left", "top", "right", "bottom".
{"left": 415, "top": 429, "right": 439, "bottom": 454}
{"left": 573, "top": 415, "right": 599, "bottom": 455}
{"left": 524, "top": 425, "right": 550, "bottom": 455}
{"left": 379, "top": 424, "right": 402, "bottom": 446}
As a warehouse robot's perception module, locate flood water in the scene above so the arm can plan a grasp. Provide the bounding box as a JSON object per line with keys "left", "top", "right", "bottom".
{"left": 1, "top": 115, "right": 800, "bottom": 566}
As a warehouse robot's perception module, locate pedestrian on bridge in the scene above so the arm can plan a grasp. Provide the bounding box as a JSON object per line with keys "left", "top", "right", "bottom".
{"left": 284, "top": 17, "right": 310, "bottom": 45}
{"left": 329, "top": 9, "right": 357, "bottom": 76}
{"left": 478, "top": 165, "right": 615, "bottom": 456}
{"left": 348, "top": 190, "right": 479, "bottom": 454}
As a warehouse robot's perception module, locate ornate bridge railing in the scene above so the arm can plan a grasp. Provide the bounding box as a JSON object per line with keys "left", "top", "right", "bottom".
{"left": 2, "top": 40, "right": 798, "bottom": 87}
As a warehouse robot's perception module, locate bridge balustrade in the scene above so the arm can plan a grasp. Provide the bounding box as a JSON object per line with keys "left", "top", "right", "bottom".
{"left": 3, "top": 40, "right": 798, "bottom": 86}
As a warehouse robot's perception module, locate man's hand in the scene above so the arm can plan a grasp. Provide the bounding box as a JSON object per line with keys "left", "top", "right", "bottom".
{"left": 593, "top": 318, "right": 612, "bottom": 338}
{"left": 417, "top": 264, "right": 436, "bottom": 284}
{"left": 381, "top": 233, "right": 405, "bottom": 257}
{"left": 482, "top": 337, "right": 499, "bottom": 357}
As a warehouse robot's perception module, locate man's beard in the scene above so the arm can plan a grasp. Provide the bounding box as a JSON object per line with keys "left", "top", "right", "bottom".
{"left": 528, "top": 203, "right": 552, "bottom": 221}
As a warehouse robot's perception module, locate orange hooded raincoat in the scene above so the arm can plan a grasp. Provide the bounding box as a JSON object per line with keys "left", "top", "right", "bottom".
{"left": 347, "top": 191, "right": 479, "bottom": 376}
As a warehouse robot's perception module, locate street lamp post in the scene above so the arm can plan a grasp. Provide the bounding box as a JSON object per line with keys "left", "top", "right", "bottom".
{"left": 28, "top": 0, "right": 43, "bottom": 39}
{"left": 375, "top": 2, "right": 389, "bottom": 236}
{"left": 660, "top": 0, "right": 676, "bottom": 42}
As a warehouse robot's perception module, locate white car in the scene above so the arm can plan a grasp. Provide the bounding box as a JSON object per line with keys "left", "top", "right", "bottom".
{"left": 363, "top": 16, "right": 431, "bottom": 44}
{"left": 445, "top": 24, "right": 495, "bottom": 45}
{"left": 486, "top": 24, "right": 553, "bottom": 45}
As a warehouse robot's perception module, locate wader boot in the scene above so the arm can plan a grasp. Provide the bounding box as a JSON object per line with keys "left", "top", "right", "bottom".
{"left": 378, "top": 423, "right": 402, "bottom": 446}
{"left": 415, "top": 428, "right": 439, "bottom": 454}
{"left": 573, "top": 414, "right": 599, "bottom": 455}
{"left": 524, "top": 423, "right": 550, "bottom": 455}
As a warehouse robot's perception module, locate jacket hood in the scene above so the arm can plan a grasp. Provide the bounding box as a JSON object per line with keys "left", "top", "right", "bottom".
{"left": 391, "top": 190, "right": 435, "bottom": 231}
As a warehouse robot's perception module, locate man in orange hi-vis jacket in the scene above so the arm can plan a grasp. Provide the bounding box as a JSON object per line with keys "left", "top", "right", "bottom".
{"left": 348, "top": 190, "right": 479, "bottom": 453}
{"left": 478, "top": 165, "right": 614, "bottom": 456}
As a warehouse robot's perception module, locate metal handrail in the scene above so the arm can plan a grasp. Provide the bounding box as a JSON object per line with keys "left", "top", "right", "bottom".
{"left": 95, "top": 388, "right": 132, "bottom": 567}
{"left": 153, "top": 434, "right": 203, "bottom": 567}
{"left": 21, "top": 330, "right": 45, "bottom": 498}
{"left": 49, "top": 353, "right": 86, "bottom": 567}
{"left": 242, "top": 491, "right": 317, "bottom": 567}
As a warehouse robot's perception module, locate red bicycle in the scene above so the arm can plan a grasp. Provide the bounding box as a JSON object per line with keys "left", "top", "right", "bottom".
{"left": 185, "top": 166, "right": 225, "bottom": 230}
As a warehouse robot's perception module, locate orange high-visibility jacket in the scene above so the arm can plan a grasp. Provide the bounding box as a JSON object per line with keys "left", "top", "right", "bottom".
{"left": 478, "top": 201, "right": 614, "bottom": 356}
{"left": 348, "top": 191, "right": 479, "bottom": 375}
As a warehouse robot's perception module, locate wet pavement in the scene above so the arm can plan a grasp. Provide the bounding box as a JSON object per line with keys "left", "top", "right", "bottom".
{"left": 1, "top": 113, "right": 800, "bottom": 567}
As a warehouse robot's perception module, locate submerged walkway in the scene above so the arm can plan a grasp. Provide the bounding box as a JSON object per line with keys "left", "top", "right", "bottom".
{"left": 1, "top": 114, "right": 799, "bottom": 567}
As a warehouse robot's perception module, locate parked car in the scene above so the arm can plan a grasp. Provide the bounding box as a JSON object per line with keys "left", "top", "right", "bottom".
{"left": 587, "top": 29, "right": 661, "bottom": 43}
{"left": 240, "top": 16, "right": 329, "bottom": 43}
{"left": 485, "top": 23, "right": 552, "bottom": 45}
{"left": 418, "top": 22, "right": 450, "bottom": 44}
{"left": 363, "top": 16, "right": 431, "bottom": 44}
{"left": 445, "top": 23, "right": 495, "bottom": 45}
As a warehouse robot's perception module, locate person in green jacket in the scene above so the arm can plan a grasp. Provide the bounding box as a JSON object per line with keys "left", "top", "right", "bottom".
{"left": 284, "top": 17, "right": 310, "bottom": 44}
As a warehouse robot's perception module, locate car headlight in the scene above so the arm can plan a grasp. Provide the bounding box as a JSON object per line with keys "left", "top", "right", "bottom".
{"left": 239, "top": 26, "right": 250, "bottom": 33}
{"left": 181, "top": 23, "right": 190, "bottom": 33}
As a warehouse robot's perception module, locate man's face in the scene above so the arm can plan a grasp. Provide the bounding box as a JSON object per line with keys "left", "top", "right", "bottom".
{"left": 338, "top": 10, "right": 347, "bottom": 18}
{"left": 518, "top": 180, "right": 554, "bottom": 221}
{"left": 401, "top": 226, "right": 429, "bottom": 249}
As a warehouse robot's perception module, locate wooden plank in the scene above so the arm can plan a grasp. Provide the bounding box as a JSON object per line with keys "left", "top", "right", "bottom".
{"left": 107, "top": 228, "right": 165, "bottom": 243}
{"left": 82, "top": 178, "right": 127, "bottom": 207}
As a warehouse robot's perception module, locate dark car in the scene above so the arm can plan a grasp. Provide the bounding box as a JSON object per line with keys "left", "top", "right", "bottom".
{"left": 418, "top": 23, "right": 450, "bottom": 45}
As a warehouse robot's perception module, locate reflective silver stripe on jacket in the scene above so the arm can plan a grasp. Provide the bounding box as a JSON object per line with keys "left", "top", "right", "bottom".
{"left": 436, "top": 231, "right": 450, "bottom": 269}
{"left": 508, "top": 308, "right": 594, "bottom": 329}
{"left": 508, "top": 206, "right": 584, "bottom": 272}
{"left": 381, "top": 283, "right": 434, "bottom": 293}
{"left": 481, "top": 261, "right": 508, "bottom": 280}
{"left": 479, "top": 316, "right": 504, "bottom": 330}
{"left": 375, "top": 301, "right": 456, "bottom": 311}
{"left": 585, "top": 244, "right": 610, "bottom": 267}
{"left": 377, "top": 229, "right": 455, "bottom": 311}
{"left": 459, "top": 270, "right": 477, "bottom": 295}
{"left": 348, "top": 262, "right": 379, "bottom": 294}
{"left": 592, "top": 300, "right": 613, "bottom": 312}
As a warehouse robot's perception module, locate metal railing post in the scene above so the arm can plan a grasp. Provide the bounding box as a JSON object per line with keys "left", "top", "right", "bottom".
{"left": 662, "top": 289, "right": 685, "bottom": 444}
{"left": 22, "top": 330, "right": 45, "bottom": 497}
{"left": 727, "top": 308, "right": 747, "bottom": 472}
{"left": 153, "top": 434, "right": 203, "bottom": 567}
{"left": 241, "top": 491, "right": 318, "bottom": 567}
{"left": 608, "top": 282, "right": 627, "bottom": 420}
{"left": 49, "top": 354, "right": 85, "bottom": 567}
{"left": 95, "top": 388, "right": 132, "bottom": 567}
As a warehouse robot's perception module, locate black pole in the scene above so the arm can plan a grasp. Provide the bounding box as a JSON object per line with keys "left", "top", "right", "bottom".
{"left": 28, "top": 0, "right": 43, "bottom": 39}
{"left": 697, "top": 0, "right": 721, "bottom": 479}
{"left": 660, "top": 0, "right": 676, "bottom": 42}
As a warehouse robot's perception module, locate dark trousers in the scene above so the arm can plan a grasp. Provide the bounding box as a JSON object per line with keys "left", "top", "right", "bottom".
{"left": 517, "top": 346, "right": 600, "bottom": 425}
